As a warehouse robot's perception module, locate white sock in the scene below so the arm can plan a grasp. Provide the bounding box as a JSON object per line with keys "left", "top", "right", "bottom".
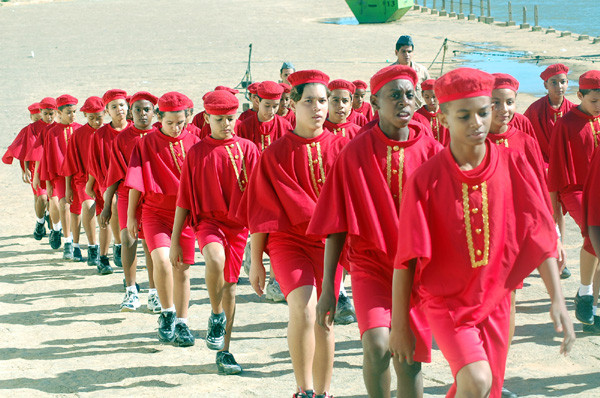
{"left": 126, "top": 284, "right": 138, "bottom": 294}
{"left": 65, "top": 236, "right": 73, "bottom": 243}
{"left": 594, "top": 306, "right": 598, "bottom": 316}
{"left": 148, "top": 288, "right": 157, "bottom": 295}
{"left": 176, "top": 317, "right": 187, "bottom": 325}
{"left": 115, "top": 243, "right": 121, "bottom": 248}
{"left": 37, "top": 217, "right": 45, "bottom": 224}
{"left": 73, "top": 243, "right": 80, "bottom": 249}
{"left": 579, "top": 284, "right": 593, "bottom": 296}
{"left": 161, "top": 306, "right": 175, "bottom": 313}
{"left": 89, "top": 244, "right": 98, "bottom": 248}
{"left": 339, "top": 284, "right": 347, "bottom": 297}
{"left": 53, "top": 221, "right": 62, "bottom": 231}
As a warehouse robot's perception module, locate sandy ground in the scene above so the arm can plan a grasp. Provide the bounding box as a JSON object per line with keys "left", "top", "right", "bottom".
{"left": 1, "top": 1, "right": 600, "bottom": 397}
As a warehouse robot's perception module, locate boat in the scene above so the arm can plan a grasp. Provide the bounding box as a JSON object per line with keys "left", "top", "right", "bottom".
{"left": 345, "top": 0, "right": 414, "bottom": 24}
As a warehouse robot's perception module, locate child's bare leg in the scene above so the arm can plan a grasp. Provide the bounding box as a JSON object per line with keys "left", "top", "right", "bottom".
{"left": 580, "top": 248, "right": 599, "bottom": 285}
{"left": 151, "top": 247, "right": 174, "bottom": 309}
{"left": 313, "top": 313, "right": 334, "bottom": 394}
{"left": 362, "top": 327, "right": 392, "bottom": 397}
{"left": 120, "top": 228, "right": 138, "bottom": 286}
{"left": 203, "top": 242, "right": 227, "bottom": 315}
{"left": 593, "top": 266, "right": 600, "bottom": 310}
{"left": 82, "top": 199, "right": 97, "bottom": 245}
{"left": 393, "top": 355, "right": 423, "bottom": 398}
{"left": 222, "top": 282, "right": 237, "bottom": 351}
{"left": 173, "top": 263, "right": 191, "bottom": 318}
{"left": 98, "top": 216, "right": 111, "bottom": 256}
{"left": 508, "top": 290, "right": 516, "bottom": 342}
{"left": 110, "top": 198, "right": 121, "bottom": 245}
{"left": 286, "top": 285, "right": 317, "bottom": 392}
{"left": 143, "top": 240, "right": 155, "bottom": 288}
{"left": 49, "top": 196, "right": 60, "bottom": 226}
{"left": 35, "top": 194, "right": 47, "bottom": 218}
{"left": 59, "top": 198, "right": 71, "bottom": 238}
{"left": 455, "top": 360, "right": 492, "bottom": 398}
{"left": 71, "top": 212, "right": 81, "bottom": 243}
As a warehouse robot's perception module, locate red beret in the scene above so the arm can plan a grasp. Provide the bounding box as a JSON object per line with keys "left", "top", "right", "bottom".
{"left": 215, "top": 86, "right": 240, "bottom": 95}
{"left": 257, "top": 81, "right": 284, "bottom": 100}
{"left": 580, "top": 70, "right": 600, "bottom": 90}
{"left": 80, "top": 96, "right": 105, "bottom": 113}
{"left": 352, "top": 80, "right": 368, "bottom": 90}
{"left": 540, "top": 64, "right": 569, "bottom": 81}
{"left": 130, "top": 91, "right": 158, "bottom": 106}
{"left": 102, "top": 89, "right": 127, "bottom": 105}
{"left": 434, "top": 68, "right": 494, "bottom": 104}
{"left": 328, "top": 79, "right": 356, "bottom": 94}
{"left": 370, "top": 65, "right": 418, "bottom": 95}
{"left": 248, "top": 82, "right": 260, "bottom": 95}
{"left": 287, "top": 69, "right": 330, "bottom": 88}
{"left": 203, "top": 90, "right": 239, "bottom": 115}
{"left": 158, "top": 92, "right": 189, "bottom": 112}
{"left": 39, "top": 97, "right": 57, "bottom": 110}
{"left": 420, "top": 79, "right": 436, "bottom": 92}
{"left": 28, "top": 102, "right": 40, "bottom": 114}
{"left": 184, "top": 95, "right": 194, "bottom": 109}
{"left": 492, "top": 73, "right": 519, "bottom": 92}
{"left": 125, "top": 95, "right": 132, "bottom": 104}
{"left": 279, "top": 83, "right": 291, "bottom": 93}
{"left": 56, "top": 94, "right": 78, "bottom": 108}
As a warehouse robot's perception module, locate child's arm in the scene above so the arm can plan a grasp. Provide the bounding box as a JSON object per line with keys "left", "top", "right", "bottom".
{"left": 85, "top": 174, "right": 96, "bottom": 200}
{"left": 390, "top": 259, "right": 417, "bottom": 365}
{"left": 127, "top": 188, "right": 141, "bottom": 239}
{"left": 537, "top": 256, "right": 576, "bottom": 355}
{"left": 99, "top": 181, "right": 120, "bottom": 228}
{"left": 32, "top": 161, "right": 40, "bottom": 190}
{"left": 170, "top": 206, "right": 190, "bottom": 269}
{"left": 316, "top": 232, "right": 346, "bottom": 331}
{"left": 249, "top": 232, "right": 268, "bottom": 296}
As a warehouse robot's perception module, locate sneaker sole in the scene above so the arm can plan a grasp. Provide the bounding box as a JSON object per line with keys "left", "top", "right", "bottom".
{"left": 120, "top": 305, "right": 140, "bottom": 312}
{"left": 148, "top": 307, "right": 162, "bottom": 314}
{"left": 206, "top": 339, "right": 225, "bottom": 351}
{"left": 175, "top": 338, "right": 196, "bottom": 347}
{"left": 217, "top": 366, "right": 242, "bottom": 375}
{"left": 158, "top": 333, "right": 176, "bottom": 343}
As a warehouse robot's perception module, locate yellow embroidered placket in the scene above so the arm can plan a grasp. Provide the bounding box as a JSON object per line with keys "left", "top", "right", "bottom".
{"left": 462, "top": 181, "right": 490, "bottom": 268}
{"left": 386, "top": 145, "right": 405, "bottom": 206}
{"left": 306, "top": 142, "right": 325, "bottom": 194}
{"left": 169, "top": 141, "right": 186, "bottom": 174}
{"left": 225, "top": 142, "right": 249, "bottom": 192}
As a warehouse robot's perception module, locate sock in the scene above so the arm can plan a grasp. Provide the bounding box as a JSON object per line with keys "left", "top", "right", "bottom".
{"left": 339, "top": 284, "right": 347, "bottom": 297}
{"left": 579, "top": 284, "right": 593, "bottom": 296}
{"left": 161, "top": 306, "right": 175, "bottom": 313}
{"left": 594, "top": 306, "right": 598, "bottom": 316}
{"left": 37, "top": 217, "right": 45, "bottom": 224}
{"left": 176, "top": 317, "right": 187, "bottom": 325}
{"left": 126, "top": 284, "right": 138, "bottom": 294}
{"left": 148, "top": 288, "right": 157, "bottom": 295}
{"left": 73, "top": 243, "right": 80, "bottom": 249}
{"left": 53, "top": 221, "right": 62, "bottom": 231}
{"left": 89, "top": 244, "right": 98, "bottom": 249}
{"left": 115, "top": 243, "right": 121, "bottom": 248}
{"left": 65, "top": 236, "right": 73, "bottom": 243}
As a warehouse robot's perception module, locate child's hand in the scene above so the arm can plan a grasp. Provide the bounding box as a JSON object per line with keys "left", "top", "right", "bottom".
{"left": 65, "top": 186, "right": 73, "bottom": 204}
{"left": 316, "top": 287, "right": 336, "bottom": 331}
{"left": 22, "top": 169, "right": 31, "bottom": 184}
{"left": 550, "top": 301, "right": 575, "bottom": 356}
{"left": 32, "top": 173, "right": 40, "bottom": 190}
{"left": 169, "top": 243, "right": 184, "bottom": 269}
{"left": 389, "top": 325, "right": 416, "bottom": 365}
{"left": 85, "top": 182, "right": 96, "bottom": 200}
{"left": 99, "top": 206, "right": 111, "bottom": 228}
{"left": 249, "top": 259, "right": 266, "bottom": 296}
{"left": 127, "top": 217, "right": 138, "bottom": 240}
{"left": 556, "top": 239, "right": 567, "bottom": 272}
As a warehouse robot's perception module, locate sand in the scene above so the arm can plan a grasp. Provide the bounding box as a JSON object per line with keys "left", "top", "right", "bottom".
{"left": 1, "top": 1, "right": 600, "bottom": 397}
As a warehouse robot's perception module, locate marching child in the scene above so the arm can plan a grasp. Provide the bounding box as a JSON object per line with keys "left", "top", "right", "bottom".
{"left": 351, "top": 79, "right": 373, "bottom": 121}
{"left": 277, "top": 82, "right": 296, "bottom": 127}
{"left": 323, "top": 79, "right": 360, "bottom": 140}
{"left": 416, "top": 79, "right": 450, "bottom": 146}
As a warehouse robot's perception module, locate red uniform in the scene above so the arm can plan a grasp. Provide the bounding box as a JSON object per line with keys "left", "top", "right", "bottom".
{"left": 185, "top": 123, "right": 202, "bottom": 138}
{"left": 125, "top": 130, "right": 199, "bottom": 263}
{"left": 353, "top": 101, "right": 373, "bottom": 121}
{"left": 89, "top": 122, "right": 130, "bottom": 191}
{"left": 238, "top": 108, "right": 255, "bottom": 122}
{"left": 323, "top": 120, "right": 360, "bottom": 140}
{"left": 347, "top": 109, "right": 368, "bottom": 127}
{"left": 280, "top": 108, "right": 296, "bottom": 128}
{"left": 177, "top": 135, "right": 260, "bottom": 283}
{"left": 307, "top": 123, "right": 441, "bottom": 359}
{"left": 237, "top": 112, "right": 291, "bottom": 153}
{"left": 508, "top": 112, "right": 535, "bottom": 139}
{"left": 191, "top": 110, "right": 207, "bottom": 129}
{"left": 416, "top": 106, "right": 449, "bottom": 146}
{"left": 583, "top": 146, "right": 600, "bottom": 254}
{"left": 524, "top": 96, "right": 576, "bottom": 165}
{"left": 239, "top": 130, "right": 348, "bottom": 298}
{"left": 395, "top": 142, "right": 557, "bottom": 398}
{"left": 40, "top": 122, "right": 81, "bottom": 199}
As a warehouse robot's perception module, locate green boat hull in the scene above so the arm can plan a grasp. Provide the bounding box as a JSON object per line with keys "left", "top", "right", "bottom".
{"left": 345, "top": 0, "right": 414, "bottom": 24}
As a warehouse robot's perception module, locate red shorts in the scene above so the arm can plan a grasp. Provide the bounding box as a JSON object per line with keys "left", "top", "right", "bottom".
{"left": 267, "top": 232, "right": 343, "bottom": 299}
{"left": 70, "top": 182, "right": 93, "bottom": 215}
{"left": 423, "top": 294, "right": 511, "bottom": 398}
{"left": 195, "top": 219, "right": 248, "bottom": 284}
{"left": 142, "top": 205, "right": 195, "bottom": 264}
{"left": 31, "top": 182, "right": 47, "bottom": 196}
{"left": 49, "top": 177, "right": 66, "bottom": 199}
{"left": 560, "top": 190, "right": 595, "bottom": 255}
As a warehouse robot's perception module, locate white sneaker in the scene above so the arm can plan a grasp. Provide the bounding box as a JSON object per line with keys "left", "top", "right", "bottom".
{"left": 242, "top": 240, "right": 251, "bottom": 276}
{"left": 147, "top": 292, "right": 161, "bottom": 314}
{"left": 265, "top": 279, "right": 285, "bottom": 302}
{"left": 120, "top": 291, "right": 141, "bottom": 312}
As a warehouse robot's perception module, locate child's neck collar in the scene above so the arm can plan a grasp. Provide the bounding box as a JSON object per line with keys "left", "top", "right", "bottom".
{"left": 450, "top": 141, "right": 487, "bottom": 171}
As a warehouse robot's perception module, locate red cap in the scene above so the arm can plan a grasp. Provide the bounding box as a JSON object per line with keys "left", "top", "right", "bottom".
{"left": 130, "top": 91, "right": 158, "bottom": 106}
{"left": 125, "top": 95, "right": 132, "bottom": 104}
{"left": 287, "top": 69, "right": 330, "bottom": 87}
{"left": 56, "top": 94, "right": 78, "bottom": 108}
{"left": 370, "top": 65, "right": 418, "bottom": 95}
{"left": 80, "top": 96, "right": 105, "bottom": 113}
{"left": 492, "top": 73, "right": 519, "bottom": 92}
{"left": 102, "top": 89, "right": 127, "bottom": 105}
{"left": 434, "top": 68, "right": 494, "bottom": 104}
{"left": 158, "top": 92, "right": 189, "bottom": 112}
{"left": 184, "top": 95, "right": 194, "bottom": 109}
{"left": 28, "top": 103, "right": 40, "bottom": 114}
{"left": 328, "top": 79, "right": 356, "bottom": 94}
{"left": 279, "top": 83, "right": 291, "bottom": 93}
{"left": 420, "top": 79, "right": 435, "bottom": 92}
{"left": 540, "top": 64, "right": 569, "bottom": 81}
{"left": 257, "top": 81, "right": 284, "bottom": 100}
{"left": 248, "top": 82, "right": 260, "bottom": 95}
{"left": 203, "top": 90, "right": 239, "bottom": 115}
{"left": 352, "top": 80, "right": 368, "bottom": 90}
{"left": 39, "top": 97, "right": 57, "bottom": 110}
{"left": 215, "top": 86, "right": 240, "bottom": 95}
{"left": 580, "top": 70, "right": 600, "bottom": 90}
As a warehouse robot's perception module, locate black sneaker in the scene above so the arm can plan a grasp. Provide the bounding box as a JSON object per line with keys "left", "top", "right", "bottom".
{"left": 33, "top": 221, "right": 46, "bottom": 240}
{"left": 97, "top": 256, "right": 114, "bottom": 275}
{"left": 63, "top": 242, "right": 74, "bottom": 260}
{"left": 174, "top": 323, "right": 196, "bottom": 347}
{"left": 73, "top": 246, "right": 84, "bottom": 262}
{"left": 575, "top": 292, "right": 594, "bottom": 325}
{"left": 334, "top": 293, "right": 357, "bottom": 325}
{"left": 114, "top": 244, "right": 122, "bottom": 267}
{"left": 158, "top": 311, "right": 176, "bottom": 342}
{"left": 216, "top": 351, "right": 242, "bottom": 375}
{"left": 293, "top": 391, "right": 315, "bottom": 398}
{"left": 206, "top": 312, "right": 226, "bottom": 350}
{"left": 45, "top": 213, "right": 51, "bottom": 230}
{"left": 582, "top": 315, "right": 600, "bottom": 334}
{"left": 87, "top": 246, "right": 99, "bottom": 266}
{"left": 560, "top": 267, "right": 572, "bottom": 279}
{"left": 49, "top": 229, "right": 62, "bottom": 249}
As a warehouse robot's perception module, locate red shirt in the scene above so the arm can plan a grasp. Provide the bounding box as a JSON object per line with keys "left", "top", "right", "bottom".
{"left": 323, "top": 120, "right": 361, "bottom": 140}
{"left": 237, "top": 113, "right": 292, "bottom": 153}
{"left": 547, "top": 107, "right": 600, "bottom": 193}
{"left": 125, "top": 129, "right": 200, "bottom": 211}
{"left": 186, "top": 123, "right": 202, "bottom": 138}
{"left": 89, "top": 122, "right": 130, "bottom": 190}
{"left": 177, "top": 135, "right": 260, "bottom": 228}
{"left": 347, "top": 109, "right": 368, "bottom": 127}
{"left": 524, "top": 95, "right": 576, "bottom": 164}
{"left": 280, "top": 108, "right": 296, "bottom": 128}
{"left": 62, "top": 123, "right": 97, "bottom": 185}
{"left": 584, "top": 146, "right": 600, "bottom": 229}
{"left": 25, "top": 121, "right": 55, "bottom": 162}
{"left": 354, "top": 101, "right": 373, "bottom": 121}
{"left": 395, "top": 142, "right": 557, "bottom": 325}
{"left": 416, "top": 106, "right": 449, "bottom": 146}
{"left": 508, "top": 112, "right": 535, "bottom": 139}
{"left": 39, "top": 122, "right": 81, "bottom": 181}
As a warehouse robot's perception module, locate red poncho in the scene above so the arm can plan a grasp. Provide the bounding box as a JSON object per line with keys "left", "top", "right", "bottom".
{"left": 237, "top": 112, "right": 292, "bottom": 153}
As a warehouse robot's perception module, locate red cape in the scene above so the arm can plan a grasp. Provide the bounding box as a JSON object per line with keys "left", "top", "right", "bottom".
{"left": 508, "top": 112, "right": 535, "bottom": 139}
{"left": 347, "top": 109, "right": 368, "bottom": 127}
{"left": 88, "top": 122, "right": 131, "bottom": 189}
{"left": 39, "top": 122, "right": 81, "bottom": 181}
{"left": 354, "top": 101, "right": 373, "bottom": 122}
{"left": 25, "top": 121, "right": 55, "bottom": 162}
{"left": 415, "top": 106, "right": 449, "bottom": 146}
{"left": 237, "top": 112, "right": 291, "bottom": 153}
{"left": 323, "top": 120, "right": 361, "bottom": 140}
{"left": 2, "top": 124, "right": 33, "bottom": 165}
{"left": 61, "top": 123, "right": 97, "bottom": 183}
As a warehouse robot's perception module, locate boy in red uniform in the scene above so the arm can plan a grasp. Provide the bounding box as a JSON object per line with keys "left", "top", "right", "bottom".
{"left": 40, "top": 95, "right": 81, "bottom": 258}
{"left": 88, "top": 89, "right": 129, "bottom": 273}
{"left": 242, "top": 70, "right": 348, "bottom": 398}
{"left": 125, "top": 92, "right": 200, "bottom": 345}
{"left": 62, "top": 96, "right": 105, "bottom": 264}
{"left": 238, "top": 82, "right": 260, "bottom": 122}
{"left": 277, "top": 82, "right": 296, "bottom": 127}
{"left": 351, "top": 79, "right": 373, "bottom": 121}
{"left": 390, "top": 67, "right": 574, "bottom": 398}
{"left": 172, "top": 90, "right": 259, "bottom": 374}
{"left": 548, "top": 70, "right": 600, "bottom": 327}
{"left": 416, "top": 79, "right": 450, "bottom": 146}
{"left": 583, "top": 147, "right": 600, "bottom": 332}
{"left": 323, "top": 79, "right": 361, "bottom": 140}
{"left": 102, "top": 92, "right": 159, "bottom": 312}
{"left": 310, "top": 65, "right": 441, "bottom": 398}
